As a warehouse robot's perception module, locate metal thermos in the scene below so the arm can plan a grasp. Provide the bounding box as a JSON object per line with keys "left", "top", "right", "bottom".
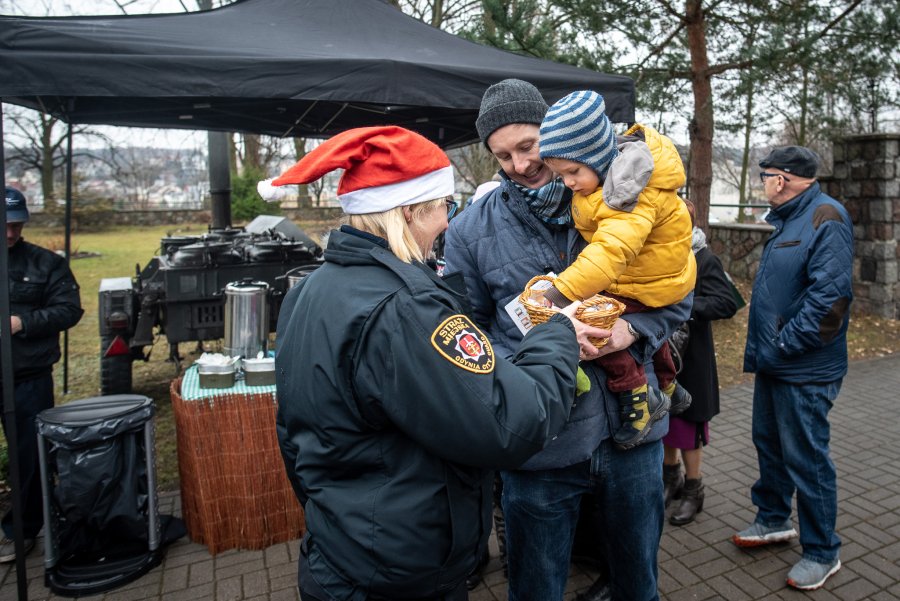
{"left": 223, "top": 280, "right": 269, "bottom": 359}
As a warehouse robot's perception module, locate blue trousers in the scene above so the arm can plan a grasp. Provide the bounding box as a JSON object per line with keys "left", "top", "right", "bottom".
{"left": 1, "top": 373, "right": 54, "bottom": 539}
{"left": 751, "top": 374, "right": 841, "bottom": 563}
{"left": 502, "top": 439, "right": 663, "bottom": 601}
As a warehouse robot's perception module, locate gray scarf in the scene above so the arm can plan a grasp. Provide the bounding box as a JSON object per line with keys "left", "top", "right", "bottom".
{"left": 501, "top": 171, "right": 572, "bottom": 229}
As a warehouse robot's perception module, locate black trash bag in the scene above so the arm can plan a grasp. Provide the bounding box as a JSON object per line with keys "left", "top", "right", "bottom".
{"left": 51, "top": 431, "right": 150, "bottom": 559}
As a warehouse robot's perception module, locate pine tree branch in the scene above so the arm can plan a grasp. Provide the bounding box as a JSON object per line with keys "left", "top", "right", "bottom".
{"left": 642, "top": 0, "right": 866, "bottom": 80}
{"left": 637, "top": 22, "right": 688, "bottom": 71}
{"left": 653, "top": 0, "right": 687, "bottom": 23}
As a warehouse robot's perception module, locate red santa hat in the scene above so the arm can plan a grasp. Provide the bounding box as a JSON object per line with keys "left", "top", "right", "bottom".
{"left": 262, "top": 126, "right": 454, "bottom": 214}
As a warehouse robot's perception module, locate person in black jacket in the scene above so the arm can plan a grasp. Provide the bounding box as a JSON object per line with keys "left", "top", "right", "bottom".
{"left": 663, "top": 199, "right": 739, "bottom": 525}
{"left": 269, "top": 127, "right": 606, "bottom": 601}
{"left": 0, "top": 186, "right": 83, "bottom": 563}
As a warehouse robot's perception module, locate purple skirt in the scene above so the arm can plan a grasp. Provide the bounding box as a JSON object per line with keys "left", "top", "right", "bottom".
{"left": 663, "top": 416, "right": 710, "bottom": 450}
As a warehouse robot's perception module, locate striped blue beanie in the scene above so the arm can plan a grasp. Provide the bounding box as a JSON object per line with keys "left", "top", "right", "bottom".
{"left": 539, "top": 90, "right": 619, "bottom": 181}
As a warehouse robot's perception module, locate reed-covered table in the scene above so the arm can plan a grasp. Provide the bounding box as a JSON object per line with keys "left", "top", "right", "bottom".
{"left": 171, "top": 365, "right": 304, "bottom": 554}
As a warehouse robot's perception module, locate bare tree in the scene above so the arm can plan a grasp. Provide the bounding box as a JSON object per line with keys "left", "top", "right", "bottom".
{"left": 447, "top": 144, "right": 498, "bottom": 198}
{"left": 4, "top": 104, "right": 108, "bottom": 204}
{"left": 392, "top": 0, "right": 484, "bottom": 32}
{"left": 293, "top": 137, "right": 311, "bottom": 207}
{"left": 109, "top": 146, "right": 164, "bottom": 210}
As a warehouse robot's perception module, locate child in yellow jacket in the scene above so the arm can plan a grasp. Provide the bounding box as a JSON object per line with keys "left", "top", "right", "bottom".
{"left": 538, "top": 90, "right": 697, "bottom": 450}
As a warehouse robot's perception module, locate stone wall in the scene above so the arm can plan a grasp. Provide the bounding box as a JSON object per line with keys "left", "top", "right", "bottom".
{"left": 707, "top": 223, "right": 773, "bottom": 281}
{"left": 29, "top": 209, "right": 211, "bottom": 229}
{"left": 825, "top": 134, "right": 900, "bottom": 319}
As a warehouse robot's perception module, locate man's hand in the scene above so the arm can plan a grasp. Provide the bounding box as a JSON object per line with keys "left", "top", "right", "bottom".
{"left": 9, "top": 316, "right": 22, "bottom": 335}
{"left": 558, "top": 302, "right": 610, "bottom": 361}
{"left": 593, "top": 318, "right": 636, "bottom": 358}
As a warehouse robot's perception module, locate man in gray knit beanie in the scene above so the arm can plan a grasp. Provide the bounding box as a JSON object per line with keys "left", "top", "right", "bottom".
{"left": 476, "top": 78, "right": 549, "bottom": 146}
{"left": 444, "top": 78, "right": 686, "bottom": 601}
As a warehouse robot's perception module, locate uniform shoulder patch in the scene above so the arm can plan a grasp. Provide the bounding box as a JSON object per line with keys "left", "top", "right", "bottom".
{"left": 431, "top": 314, "right": 495, "bottom": 374}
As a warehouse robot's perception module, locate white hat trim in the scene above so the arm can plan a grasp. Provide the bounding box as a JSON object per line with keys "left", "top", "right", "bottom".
{"left": 339, "top": 166, "right": 455, "bottom": 214}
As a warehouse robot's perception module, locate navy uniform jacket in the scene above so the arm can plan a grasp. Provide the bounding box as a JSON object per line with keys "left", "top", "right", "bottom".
{"left": 275, "top": 226, "right": 579, "bottom": 600}
{"left": 744, "top": 182, "right": 853, "bottom": 383}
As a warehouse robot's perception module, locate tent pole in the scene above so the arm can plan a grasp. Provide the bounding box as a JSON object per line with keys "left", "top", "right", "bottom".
{"left": 0, "top": 100, "right": 31, "bottom": 601}
{"left": 63, "top": 123, "right": 73, "bottom": 394}
{"left": 207, "top": 131, "right": 231, "bottom": 230}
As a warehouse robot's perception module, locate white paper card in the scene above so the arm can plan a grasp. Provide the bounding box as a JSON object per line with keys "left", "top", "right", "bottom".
{"left": 505, "top": 296, "right": 535, "bottom": 336}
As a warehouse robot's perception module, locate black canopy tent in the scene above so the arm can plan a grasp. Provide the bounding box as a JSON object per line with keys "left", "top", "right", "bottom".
{"left": 0, "top": 0, "right": 635, "bottom": 147}
{"left": 0, "top": 3, "right": 635, "bottom": 596}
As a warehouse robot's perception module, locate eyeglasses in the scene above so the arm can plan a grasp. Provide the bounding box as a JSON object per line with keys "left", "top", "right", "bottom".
{"left": 445, "top": 198, "right": 458, "bottom": 219}
{"left": 759, "top": 172, "right": 790, "bottom": 183}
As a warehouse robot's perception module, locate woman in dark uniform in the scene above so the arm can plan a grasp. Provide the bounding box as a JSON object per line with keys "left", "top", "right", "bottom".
{"left": 271, "top": 126, "right": 604, "bottom": 601}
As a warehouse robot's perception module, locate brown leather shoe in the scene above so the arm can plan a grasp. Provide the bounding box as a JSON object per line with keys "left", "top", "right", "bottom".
{"left": 663, "top": 463, "right": 684, "bottom": 508}
{"left": 670, "top": 478, "right": 704, "bottom": 525}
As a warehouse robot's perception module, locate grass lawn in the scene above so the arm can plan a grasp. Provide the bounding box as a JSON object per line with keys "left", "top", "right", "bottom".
{"left": 2, "top": 220, "right": 336, "bottom": 492}
{"left": 2, "top": 222, "right": 900, "bottom": 494}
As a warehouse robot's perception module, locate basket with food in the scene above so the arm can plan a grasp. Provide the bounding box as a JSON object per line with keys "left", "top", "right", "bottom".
{"left": 519, "top": 275, "right": 626, "bottom": 348}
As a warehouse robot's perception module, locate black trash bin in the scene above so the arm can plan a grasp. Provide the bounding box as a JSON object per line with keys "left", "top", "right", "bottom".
{"left": 37, "top": 394, "right": 162, "bottom": 597}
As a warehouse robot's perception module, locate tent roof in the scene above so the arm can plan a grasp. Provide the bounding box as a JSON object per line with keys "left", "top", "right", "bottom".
{"left": 0, "top": 0, "right": 634, "bottom": 147}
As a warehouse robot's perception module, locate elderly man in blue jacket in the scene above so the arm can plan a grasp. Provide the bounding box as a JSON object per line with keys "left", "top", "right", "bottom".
{"left": 733, "top": 146, "right": 853, "bottom": 592}
{"left": 444, "top": 79, "right": 690, "bottom": 601}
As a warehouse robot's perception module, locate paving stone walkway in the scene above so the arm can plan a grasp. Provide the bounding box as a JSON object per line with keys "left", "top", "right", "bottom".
{"left": 2, "top": 355, "right": 899, "bottom": 600}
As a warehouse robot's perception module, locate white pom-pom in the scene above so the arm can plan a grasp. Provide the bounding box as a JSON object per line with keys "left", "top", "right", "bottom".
{"left": 257, "top": 178, "right": 289, "bottom": 202}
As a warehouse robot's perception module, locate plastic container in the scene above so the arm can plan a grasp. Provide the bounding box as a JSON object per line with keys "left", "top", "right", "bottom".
{"left": 243, "top": 357, "right": 275, "bottom": 387}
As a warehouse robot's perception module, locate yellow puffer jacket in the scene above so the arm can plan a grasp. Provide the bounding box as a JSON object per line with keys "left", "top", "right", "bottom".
{"left": 554, "top": 124, "right": 696, "bottom": 307}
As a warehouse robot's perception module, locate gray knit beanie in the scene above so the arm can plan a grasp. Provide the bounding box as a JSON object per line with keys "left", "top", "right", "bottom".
{"left": 539, "top": 90, "right": 618, "bottom": 181}
{"left": 476, "top": 79, "right": 549, "bottom": 147}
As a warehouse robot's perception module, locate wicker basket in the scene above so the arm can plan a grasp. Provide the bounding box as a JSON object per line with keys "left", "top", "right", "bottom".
{"left": 519, "top": 275, "right": 626, "bottom": 348}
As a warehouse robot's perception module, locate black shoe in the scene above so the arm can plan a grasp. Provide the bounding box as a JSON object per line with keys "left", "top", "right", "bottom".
{"left": 465, "top": 551, "right": 490, "bottom": 590}
{"left": 574, "top": 577, "right": 612, "bottom": 601}
{"left": 668, "top": 381, "right": 692, "bottom": 415}
{"left": 613, "top": 387, "right": 670, "bottom": 450}
{"left": 670, "top": 478, "right": 704, "bottom": 525}
{"left": 663, "top": 463, "right": 684, "bottom": 508}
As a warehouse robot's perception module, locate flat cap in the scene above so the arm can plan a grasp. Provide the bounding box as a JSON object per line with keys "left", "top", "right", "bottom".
{"left": 759, "top": 146, "right": 820, "bottom": 178}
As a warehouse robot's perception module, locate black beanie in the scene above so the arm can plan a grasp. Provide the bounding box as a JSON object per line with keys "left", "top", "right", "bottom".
{"left": 475, "top": 79, "right": 549, "bottom": 147}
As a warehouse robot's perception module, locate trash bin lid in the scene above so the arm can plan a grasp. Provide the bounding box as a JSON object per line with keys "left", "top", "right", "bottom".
{"left": 38, "top": 395, "right": 155, "bottom": 446}
{"left": 38, "top": 394, "right": 153, "bottom": 427}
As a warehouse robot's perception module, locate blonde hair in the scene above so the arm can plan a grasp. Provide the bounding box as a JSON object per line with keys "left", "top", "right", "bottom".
{"left": 346, "top": 197, "right": 447, "bottom": 263}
